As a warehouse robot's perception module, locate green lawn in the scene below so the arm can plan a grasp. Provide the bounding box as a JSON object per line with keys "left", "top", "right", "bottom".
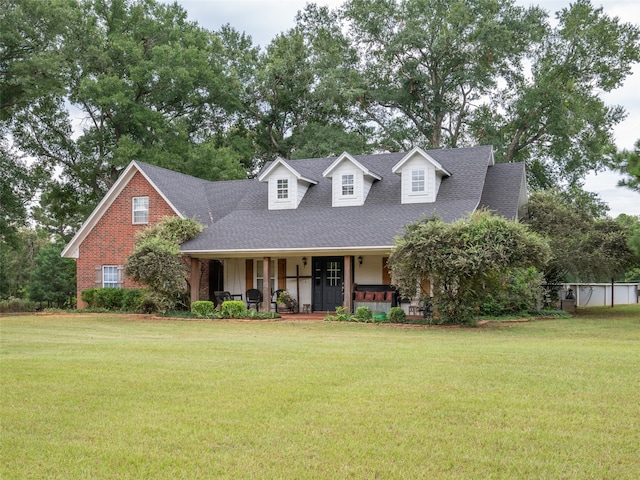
{"left": 1, "top": 308, "right": 639, "bottom": 479}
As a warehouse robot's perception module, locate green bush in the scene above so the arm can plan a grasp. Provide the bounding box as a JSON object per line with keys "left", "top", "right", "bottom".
{"left": 388, "top": 307, "right": 406, "bottom": 323}
{"left": 94, "top": 288, "right": 125, "bottom": 310}
{"left": 0, "top": 297, "right": 39, "bottom": 313}
{"left": 81, "top": 288, "right": 98, "bottom": 308}
{"left": 354, "top": 306, "right": 372, "bottom": 322}
{"left": 220, "top": 300, "right": 246, "bottom": 319}
{"left": 121, "top": 289, "right": 144, "bottom": 311}
{"left": 191, "top": 300, "right": 216, "bottom": 318}
{"left": 80, "top": 287, "right": 145, "bottom": 312}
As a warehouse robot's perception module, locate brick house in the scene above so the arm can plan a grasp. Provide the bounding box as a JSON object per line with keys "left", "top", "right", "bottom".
{"left": 62, "top": 146, "right": 527, "bottom": 312}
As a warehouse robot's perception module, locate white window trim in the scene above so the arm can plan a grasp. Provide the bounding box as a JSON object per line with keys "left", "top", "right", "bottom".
{"left": 132, "top": 196, "right": 149, "bottom": 224}
{"left": 276, "top": 178, "right": 289, "bottom": 201}
{"left": 341, "top": 174, "right": 355, "bottom": 197}
{"left": 102, "top": 265, "right": 119, "bottom": 288}
{"left": 410, "top": 169, "right": 426, "bottom": 194}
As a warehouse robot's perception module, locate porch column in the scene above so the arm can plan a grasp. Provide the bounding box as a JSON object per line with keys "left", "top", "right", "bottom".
{"left": 344, "top": 255, "right": 353, "bottom": 313}
{"left": 190, "top": 257, "right": 200, "bottom": 305}
{"left": 263, "top": 256, "right": 271, "bottom": 312}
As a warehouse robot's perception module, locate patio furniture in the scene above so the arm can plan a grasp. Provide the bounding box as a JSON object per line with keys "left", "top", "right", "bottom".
{"left": 214, "top": 291, "right": 232, "bottom": 306}
{"left": 246, "top": 288, "right": 262, "bottom": 311}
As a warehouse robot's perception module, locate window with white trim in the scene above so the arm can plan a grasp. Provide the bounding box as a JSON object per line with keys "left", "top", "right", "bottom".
{"left": 341, "top": 174, "right": 354, "bottom": 196}
{"left": 277, "top": 178, "right": 289, "bottom": 199}
{"left": 132, "top": 196, "right": 149, "bottom": 224}
{"left": 103, "top": 266, "right": 119, "bottom": 288}
{"left": 411, "top": 169, "right": 426, "bottom": 193}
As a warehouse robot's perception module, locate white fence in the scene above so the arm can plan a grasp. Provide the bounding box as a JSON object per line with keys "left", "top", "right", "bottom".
{"left": 561, "top": 283, "right": 639, "bottom": 307}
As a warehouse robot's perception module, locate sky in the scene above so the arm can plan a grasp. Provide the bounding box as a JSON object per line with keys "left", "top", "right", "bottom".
{"left": 163, "top": 0, "right": 639, "bottom": 217}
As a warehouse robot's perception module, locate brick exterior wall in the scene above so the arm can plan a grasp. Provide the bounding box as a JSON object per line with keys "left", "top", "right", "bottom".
{"left": 75, "top": 171, "right": 177, "bottom": 307}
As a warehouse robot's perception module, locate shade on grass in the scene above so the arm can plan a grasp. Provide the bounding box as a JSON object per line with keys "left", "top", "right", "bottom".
{"left": 1, "top": 310, "right": 639, "bottom": 479}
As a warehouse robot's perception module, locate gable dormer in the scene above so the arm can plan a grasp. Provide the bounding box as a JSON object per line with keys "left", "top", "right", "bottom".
{"left": 258, "top": 158, "right": 317, "bottom": 210}
{"left": 392, "top": 147, "right": 451, "bottom": 204}
{"left": 322, "top": 152, "right": 382, "bottom": 207}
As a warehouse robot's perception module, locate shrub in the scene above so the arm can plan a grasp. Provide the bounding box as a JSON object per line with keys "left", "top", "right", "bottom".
{"left": 81, "top": 288, "right": 98, "bottom": 308}
{"left": 191, "top": 300, "right": 216, "bottom": 318}
{"left": 388, "top": 307, "right": 406, "bottom": 323}
{"left": 121, "top": 289, "right": 144, "bottom": 312}
{"left": 81, "top": 287, "right": 145, "bottom": 312}
{"left": 354, "top": 306, "right": 372, "bottom": 322}
{"left": 0, "top": 297, "right": 38, "bottom": 313}
{"left": 220, "top": 300, "right": 247, "bottom": 319}
{"left": 325, "top": 306, "right": 353, "bottom": 322}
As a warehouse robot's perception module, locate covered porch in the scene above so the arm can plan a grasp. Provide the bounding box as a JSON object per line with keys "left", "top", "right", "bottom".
{"left": 186, "top": 249, "right": 399, "bottom": 314}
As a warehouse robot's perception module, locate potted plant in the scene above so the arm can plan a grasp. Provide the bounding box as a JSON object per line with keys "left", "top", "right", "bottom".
{"left": 277, "top": 290, "right": 298, "bottom": 313}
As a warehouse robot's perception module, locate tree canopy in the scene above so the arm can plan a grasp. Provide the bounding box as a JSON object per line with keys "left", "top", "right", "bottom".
{"left": 523, "top": 190, "right": 639, "bottom": 283}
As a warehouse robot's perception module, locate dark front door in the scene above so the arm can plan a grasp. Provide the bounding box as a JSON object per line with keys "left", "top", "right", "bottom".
{"left": 208, "top": 260, "right": 224, "bottom": 301}
{"left": 312, "top": 257, "right": 344, "bottom": 311}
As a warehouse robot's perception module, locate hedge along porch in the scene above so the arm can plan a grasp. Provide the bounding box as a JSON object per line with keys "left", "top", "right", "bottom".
{"left": 63, "top": 147, "right": 527, "bottom": 313}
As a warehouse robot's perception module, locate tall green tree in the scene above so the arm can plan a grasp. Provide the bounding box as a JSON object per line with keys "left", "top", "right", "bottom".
{"left": 524, "top": 190, "right": 638, "bottom": 283}
{"left": 340, "top": 0, "right": 639, "bottom": 187}
{"left": 343, "top": 0, "right": 546, "bottom": 151}
{"left": 224, "top": 4, "right": 373, "bottom": 166}
{"left": 27, "top": 237, "right": 76, "bottom": 307}
{"left": 610, "top": 139, "right": 640, "bottom": 193}
{"left": 7, "top": 0, "right": 246, "bottom": 236}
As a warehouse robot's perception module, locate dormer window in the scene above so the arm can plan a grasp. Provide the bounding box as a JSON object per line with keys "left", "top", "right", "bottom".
{"left": 342, "top": 174, "right": 354, "bottom": 196}
{"left": 323, "top": 152, "right": 381, "bottom": 207}
{"left": 277, "top": 178, "right": 289, "bottom": 199}
{"left": 411, "top": 170, "right": 426, "bottom": 193}
{"left": 258, "top": 158, "right": 317, "bottom": 210}
{"left": 392, "top": 147, "right": 451, "bottom": 204}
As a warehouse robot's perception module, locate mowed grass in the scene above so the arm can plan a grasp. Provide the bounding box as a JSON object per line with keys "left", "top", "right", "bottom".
{"left": 1, "top": 308, "right": 639, "bottom": 479}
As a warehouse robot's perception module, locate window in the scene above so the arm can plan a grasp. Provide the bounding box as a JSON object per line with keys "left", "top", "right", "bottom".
{"left": 341, "top": 174, "right": 354, "bottom": 196}
{"left": 103, "top": 266, "right": 119, "bottom": 288}
{"left": 411, "top": 170, "right": 426, "bottom": 193}
{"left": 256, "top": 260, "right": 276, "bottom": 294}
{"left": 326, "top": 261, "right": 342, "bottom": 287}
{"left": 132, "top": 196, "right": 149, "bottom": 224}
{"left": 277, "top": 179, "right": 288, "bottom": 199}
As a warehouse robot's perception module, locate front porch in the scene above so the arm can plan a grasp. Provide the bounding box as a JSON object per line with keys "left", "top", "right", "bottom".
{"left": 187, "top": 253, "right": 414, "bottom": 314}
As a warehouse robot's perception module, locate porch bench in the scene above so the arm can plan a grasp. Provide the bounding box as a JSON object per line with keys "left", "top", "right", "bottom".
{"left": 353, "top": 284, "right": 398, "bottom": 314}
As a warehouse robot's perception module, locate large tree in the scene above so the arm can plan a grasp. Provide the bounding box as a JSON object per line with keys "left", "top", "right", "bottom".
{"left": 340, "top": 0, "right": 639, "bottom": 187}
{"left": 5, "top": 0, "right": 246, "bottom": 236}
{"left": 389, "top": 210, "right": 550, "bottom": 324}
{"left": 523, "top": 190, "right": 639, "bottom": 283}
{"left": 27, "top": 237, "right": 76, "bottom": 307}
{"left": 610, "top": 139, "right": 640, "bottom": 193}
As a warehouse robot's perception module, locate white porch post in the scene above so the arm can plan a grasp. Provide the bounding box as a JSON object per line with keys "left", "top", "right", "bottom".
{"left": 344, "top": 255, "right": 353, "bottom": 313}
{"left": 263, "top": 256, "right": 271, "bottom": 312}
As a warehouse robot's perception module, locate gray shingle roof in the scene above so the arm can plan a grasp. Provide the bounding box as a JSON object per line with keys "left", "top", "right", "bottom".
{"left": 134, "top": 146, "right": 525, "bottom": 253}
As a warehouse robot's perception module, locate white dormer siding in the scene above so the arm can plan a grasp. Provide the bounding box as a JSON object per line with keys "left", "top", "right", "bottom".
{"left": 331, "top": 164, "right": 367, "bottom": 206}
{"left": 392, "top": 147, "right": 451, "bottom": 204}
{"left": 322, "top": 152, "right": 381, "bottom": 207}
{"left": 268, "top": 165, "right": 297, "bottom": 210}
{"left": 258, "top": 158, "right": 317, "bottom": 210}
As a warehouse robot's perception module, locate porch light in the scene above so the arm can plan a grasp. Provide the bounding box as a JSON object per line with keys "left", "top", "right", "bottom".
{"left": 358, "top": 256, "right": 363, "bottom": 265}
{"left": 302, "top": 257, "right": 307, "bottom": 267}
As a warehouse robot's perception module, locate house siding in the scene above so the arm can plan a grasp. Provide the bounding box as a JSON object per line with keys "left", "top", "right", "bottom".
{"left": 75, "top": 171, "right": 177, "bottom": 307}
{"left": 399, "top": 155, "right": 437, "bottom": 203}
